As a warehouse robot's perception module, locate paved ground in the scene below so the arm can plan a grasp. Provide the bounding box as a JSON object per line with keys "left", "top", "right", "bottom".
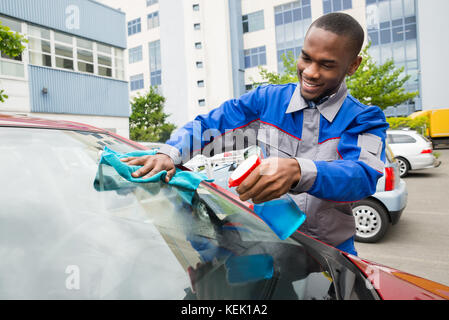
{"left": 355, "top": 148, "right": 449, "bottom": 287}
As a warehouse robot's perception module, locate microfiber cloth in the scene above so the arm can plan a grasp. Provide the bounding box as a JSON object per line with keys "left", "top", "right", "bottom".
{"left": 94, "top": 146, "right": 212, "bottom": 203}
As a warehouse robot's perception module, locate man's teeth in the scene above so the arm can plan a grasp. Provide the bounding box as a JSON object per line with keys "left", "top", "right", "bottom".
{"left": 304, "top": 81, "right": 318, "bottom": 87}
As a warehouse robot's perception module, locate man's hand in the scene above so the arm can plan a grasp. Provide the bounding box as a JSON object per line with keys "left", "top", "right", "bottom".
{"left": 236, "top": 158, "right": 301, "bottom": 204}
{"left": 120, "top": 153, "right": 176, "bottom": 183}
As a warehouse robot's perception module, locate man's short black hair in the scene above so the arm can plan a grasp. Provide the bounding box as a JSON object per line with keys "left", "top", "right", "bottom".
{"left": 309, "top": 12, "right": 365, "bottom": 57}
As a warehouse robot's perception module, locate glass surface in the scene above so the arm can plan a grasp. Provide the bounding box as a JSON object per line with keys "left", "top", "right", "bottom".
{"left": 28, "top": 25, "right": 50, "bottom": 40}
{"left": 390, "top": 134, "right": 417, "bottom": 144}
{"left": 55, "top": 43, "right": 74, "bottom": 58}
{"left": 76, "top": 38, "right": 93, "bottom": 50}
{"left": 98, "top": 66, "right": 112, "bottom": 77}
{"left": 0, "top": 59, "right": 25, "bottom": 77}
{"left": 29, "top": 38, "right": 51, "bottom": 53}
{"left": 29, "top": 52, "right": 52, "bottom": 67}
{"left": 0, "top": 127, "right": 373, "bottom": 300}
{"left": 54, "top": 31, "right": 73, "bottom": 45}
{"left": 56, "top": 57, "right": 74, "bottom": 70}
{"left": 77, "top": 49, "right": 93, "bottom": 63}
{"left": 78, "top": 61, "right": 94, "bottom": 73}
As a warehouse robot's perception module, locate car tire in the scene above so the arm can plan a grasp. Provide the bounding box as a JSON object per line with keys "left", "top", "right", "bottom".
{"left": 396, "top": 157, "right": 410, "bottom": 178}
{"left": 352, "top": 199, "right": 390, "bottom": 243}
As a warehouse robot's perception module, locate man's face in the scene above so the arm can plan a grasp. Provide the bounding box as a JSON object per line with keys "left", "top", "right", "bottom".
{"left": 297, "top": 26, "right": 362, "bottom": 101}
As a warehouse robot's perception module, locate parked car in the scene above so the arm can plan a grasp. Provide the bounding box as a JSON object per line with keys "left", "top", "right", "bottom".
{"left": 0, "top": 113, "right": 447, "bottom": 300}
{"left": 387, "top": 129, "right": 441, "bottom": 177}
{"left": 351, "top": 143, "right": 407, "bottom": 243}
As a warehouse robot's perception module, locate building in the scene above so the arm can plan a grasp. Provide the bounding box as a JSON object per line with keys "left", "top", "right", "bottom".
{"left": 0, "top": 0, "right": 130, "bottom": 137}
{"left": 98, "top": 0, "right": 448, "bottom": 126}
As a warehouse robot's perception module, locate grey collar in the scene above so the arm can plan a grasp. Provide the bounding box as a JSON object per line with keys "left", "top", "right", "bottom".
{"left": 286, "top": 82, "right": 348, "bottom": 123}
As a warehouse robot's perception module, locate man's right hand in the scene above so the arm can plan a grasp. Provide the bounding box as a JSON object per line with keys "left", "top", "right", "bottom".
{"left": 120, "top": 153, "right": 176, "bottom": 183}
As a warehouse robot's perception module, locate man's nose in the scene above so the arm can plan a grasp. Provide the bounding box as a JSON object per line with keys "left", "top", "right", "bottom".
{"left": 302, "top": 63, "right": 320, "bottom": 80}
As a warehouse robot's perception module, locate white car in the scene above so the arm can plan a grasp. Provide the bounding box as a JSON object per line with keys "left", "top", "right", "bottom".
{"left": 386, "top": 129, "right": 441, "bottom": 177}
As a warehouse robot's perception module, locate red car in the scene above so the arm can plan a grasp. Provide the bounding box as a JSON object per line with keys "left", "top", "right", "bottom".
{"left": 0, "top": 113, "right": 447, "bottom": 300}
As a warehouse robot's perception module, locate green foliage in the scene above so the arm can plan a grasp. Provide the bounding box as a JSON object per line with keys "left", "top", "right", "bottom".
{"left": 346, "top": 43, "right": 418, "bottom": 110}
{"left": 251, "top": 51, "right": 297, "bottom": 87}
{"left": 129, "top": 87, "right": 176, "bottom": 142}
{"left": 386, "top": 116, "right": 429, "bottom": 136}
{"left": 0, "top": 20, "right": 28, "bottom": 102}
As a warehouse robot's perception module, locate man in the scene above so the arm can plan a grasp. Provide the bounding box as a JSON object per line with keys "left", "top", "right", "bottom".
{"left": 122, "top": 13, "right": 389, "bottom": 255}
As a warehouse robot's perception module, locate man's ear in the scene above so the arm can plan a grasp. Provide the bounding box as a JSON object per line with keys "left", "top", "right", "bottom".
{"left": 347, "top": 55, "right": 362, "bottom": 76}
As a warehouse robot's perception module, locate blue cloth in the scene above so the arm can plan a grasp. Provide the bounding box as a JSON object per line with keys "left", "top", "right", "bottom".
{"left": 335, "top": 236, "right": 358, "bottom": 256}
{"left": 96, "top": 146, "right": 212, "bottom": 203}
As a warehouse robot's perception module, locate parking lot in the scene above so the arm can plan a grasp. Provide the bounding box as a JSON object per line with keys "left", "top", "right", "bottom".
{"left": 356, "top": 149, "right": 449, "bottom": 286}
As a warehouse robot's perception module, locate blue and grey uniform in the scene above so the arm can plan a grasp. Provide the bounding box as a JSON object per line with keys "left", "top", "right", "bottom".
{"left": 158, "top": 82, "right": 389, "bottom": 248}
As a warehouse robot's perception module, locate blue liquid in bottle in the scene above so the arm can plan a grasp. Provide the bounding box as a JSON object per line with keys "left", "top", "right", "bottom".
{"left": 252, "top": 194, "right": 306, "bottom": 240}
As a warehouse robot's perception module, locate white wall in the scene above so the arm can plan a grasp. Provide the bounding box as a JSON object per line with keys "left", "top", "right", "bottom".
{"left": 0, "top": 77, "right": 30, "bottom": 113}
{"left": 417, "top": 0, "right": 449, "bottom": 109}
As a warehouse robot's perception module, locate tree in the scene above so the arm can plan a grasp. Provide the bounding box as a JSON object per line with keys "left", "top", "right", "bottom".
{"left": 346, "top": 43, "right": 418, "bottom": 110}
{"left": 129, "top": 86, "right": 176, "bottom": 142}
{"left": 0, "top": 20, "right": 27, "bottom": 102}
{"left": 250, "top": 51, "right": 297, "bottom": 86}
{"left": 252, "top": 43, "right": 418, "bottom": 110}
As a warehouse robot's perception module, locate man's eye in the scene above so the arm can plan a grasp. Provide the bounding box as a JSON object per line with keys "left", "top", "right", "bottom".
{"left": 322, "top": 64, "right": 333, "bottom": 69}
{"left": 302, "top": 56, "right": 310, "bottom": 61}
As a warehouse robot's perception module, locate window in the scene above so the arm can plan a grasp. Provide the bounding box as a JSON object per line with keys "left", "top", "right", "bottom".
{"left": 129, "top": 46, "right": 143, "bottom": 64}
{"left": 274, "top": 1, "right": 312, "bottom": 73}
{"left": 197, "top": 80, "right": 204, "bottom": 87}
{"left": 115, "top": 48, "right": 125, "bottom": 80}
{"left": 198, "top": 99, "right": 206, "bottom": 107}
{"left": 389, "top": 134, "right": 416, "bottom": 144}
{"left": 128, "top": 18, "right": 141, "bottom": 36}
{"left": 244, "top": 46, "right": 266, "bottom": 69}
{"left": 146, "top": 0, "right": 158, "bottom": 6}
{"left": 323, "top": 0, "right": 352, "bottom": 14}
{"left": 97, "top": 43, "right": 112, "bottom": 77}
{"left": 274, "top": 0, "right": 311, "bottom": 27}
{"left": 193, "top": 4, "right": 200, "bottom": 11}
{"left": 130, "top": 74, "right": 144, "bottom": 91}
{"left": 76, "top": 38, "right": 94, "bottom": 74}
{"left": 147, "top": 11, "right": 160, "bottom": 29}
{"left": 54, "top": 31, "right": 74, "bottom": 71}
{"left": 194, "top": 23, "right": 201, "bottom": 30}
{"left": 149, "top": 40, "right": 162, "bottom": 86}
{"left": 242, "top": 10, "right": 265, "bottom": 33}
{"left": 196, "top": 61, "right": 203, "bottom": 68}
{"left": 0, "top": 15, "right": 25, "bottom": 78}
{"left": 28, "top": 25, "right": 52, "bottom": 68}
{"left": 26, "top": 23, "right": 123, "bottom": 79}
{"left": 195, "top": 42, "right": 202, "bottom": 49}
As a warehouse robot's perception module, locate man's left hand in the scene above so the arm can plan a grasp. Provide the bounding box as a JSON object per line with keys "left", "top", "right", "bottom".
{"left": 236, "top": 157, "right": 301, "bottom": 204}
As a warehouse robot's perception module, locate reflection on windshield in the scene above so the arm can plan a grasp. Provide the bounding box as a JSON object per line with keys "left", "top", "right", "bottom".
{"left": 0, "top": 127, "right": 337, "bottom": 300}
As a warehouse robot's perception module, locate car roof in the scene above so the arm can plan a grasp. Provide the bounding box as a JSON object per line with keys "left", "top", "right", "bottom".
{"left": 0, "top": 113, "right": 105, "bottom": 132}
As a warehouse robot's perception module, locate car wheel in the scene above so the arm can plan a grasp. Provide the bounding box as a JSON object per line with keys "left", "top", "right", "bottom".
{"left": 352, "top": 199, "right": 390, "bottom": 243}
{"left": 396, "top": 157, "right": 410, "bottom": 178}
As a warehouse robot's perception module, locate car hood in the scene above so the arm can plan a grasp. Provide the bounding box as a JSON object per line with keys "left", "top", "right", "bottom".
{"left": 346, "top": 255, "right": 449, "bottom": 300}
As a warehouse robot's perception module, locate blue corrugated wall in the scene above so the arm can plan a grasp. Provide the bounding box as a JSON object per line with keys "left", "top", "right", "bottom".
{"left": 29, "top": 65, "right": 130, "bottom": 117}
{"left": 0, "top": 0, "right": 126, "bottom": 48}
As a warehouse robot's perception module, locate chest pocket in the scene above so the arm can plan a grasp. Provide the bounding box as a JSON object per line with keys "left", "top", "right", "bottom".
{"left": 257, "top": 123, "right": 299, "bottom": 159}
{"left": 315, "top": 138, "right": 340, "bottom": 161}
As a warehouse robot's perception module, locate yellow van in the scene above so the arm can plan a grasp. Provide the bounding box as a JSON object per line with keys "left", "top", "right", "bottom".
{"left": 409, "top": 108, "right": 449, "bottom": 148}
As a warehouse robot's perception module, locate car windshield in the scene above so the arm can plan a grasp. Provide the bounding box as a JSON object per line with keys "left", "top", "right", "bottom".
{"left": 0, "top": 127, "right": 368, "bottom": 300}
